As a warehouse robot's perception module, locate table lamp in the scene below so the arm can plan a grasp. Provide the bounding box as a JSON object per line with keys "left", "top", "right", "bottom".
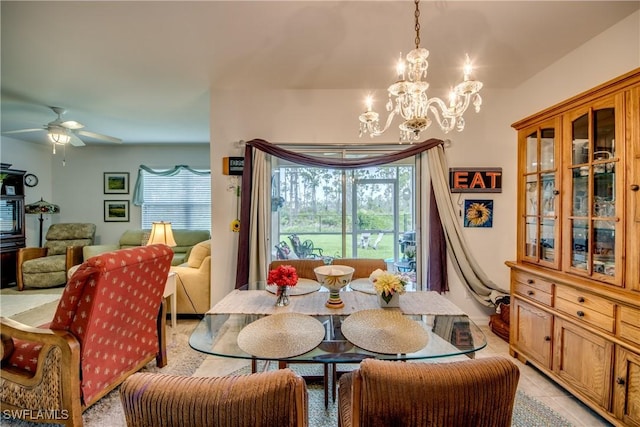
{"left": 25, "top": 198, "right": 60, "bottom": 247}
{"left": 147, "top": 221, "right": 177, "bottom": 246}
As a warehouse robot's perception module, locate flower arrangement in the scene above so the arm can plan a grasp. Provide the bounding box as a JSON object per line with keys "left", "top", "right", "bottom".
{"left": 369, "top": 269, "right": 407, "bottom": 303}
{"left": 267, "top": 264, "right": 299, "bottom": 288}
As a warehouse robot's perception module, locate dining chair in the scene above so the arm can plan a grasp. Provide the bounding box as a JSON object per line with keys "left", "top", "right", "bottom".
{"left": 338, "top": 357, "right": 520, "bottom": 427}
{"left": 120, "top": 369, "right": 309, "bottom": 427}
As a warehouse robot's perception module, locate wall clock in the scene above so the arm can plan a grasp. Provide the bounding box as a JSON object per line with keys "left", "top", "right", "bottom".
{"left": 24, "top": 173, "right": 39, "bottom": 187}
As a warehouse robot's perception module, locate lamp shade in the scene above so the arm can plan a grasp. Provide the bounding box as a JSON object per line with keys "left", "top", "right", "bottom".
{"left": 147, "top": 221, "right": 177, "bottom": 246}
{"left": 25, "top": 198, "right": 60, "bottom": 215}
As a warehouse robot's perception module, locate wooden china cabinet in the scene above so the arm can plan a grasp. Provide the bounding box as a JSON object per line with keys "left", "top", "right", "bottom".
{"left": 508, "top": 68, "right": 640, "bottom": 426}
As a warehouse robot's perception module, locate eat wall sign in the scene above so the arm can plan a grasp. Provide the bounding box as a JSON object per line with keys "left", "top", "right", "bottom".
{"left": 449, "top": 168, "right": 502, "bottom": 193}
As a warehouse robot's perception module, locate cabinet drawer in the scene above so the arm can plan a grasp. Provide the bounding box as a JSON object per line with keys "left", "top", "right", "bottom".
{"left": 555, "top": 298, "right": 615, "bottom": 333}
{"left": 618, "top": 306, "right": 640, "bottom": 346}
{"left": 514, "top": 282, "right": 553, "bottom": 306}
{"left": 513, "top": 271, "right": 554, "bottom": 293}
{"left": 555, "top": 286, "right": 615, "bottom": 317}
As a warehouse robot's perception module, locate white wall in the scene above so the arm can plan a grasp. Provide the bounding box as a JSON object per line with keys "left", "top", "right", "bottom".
{"left": 210, "top": 10, "right": 639, "bottom": 323}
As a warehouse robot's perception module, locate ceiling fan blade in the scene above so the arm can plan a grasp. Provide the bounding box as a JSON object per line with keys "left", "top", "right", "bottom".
{"left": 68, "top": 133, "right": 86, "bottom": 147}
{"left": 76, "top": 129, "right": 122, "bottom": 144}
{"left": 3, "top": 128, "right": 45, "bottom": 134}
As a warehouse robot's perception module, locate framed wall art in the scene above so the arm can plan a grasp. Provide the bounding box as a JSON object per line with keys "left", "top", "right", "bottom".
{"left": 463, "top": 199, "right": 493, "bottom": 228}
{"left": 104, "top": 172, "right": 129, "bottom": 194}
{"left": 104, "top": 200, "right": 130, "bottom": 222}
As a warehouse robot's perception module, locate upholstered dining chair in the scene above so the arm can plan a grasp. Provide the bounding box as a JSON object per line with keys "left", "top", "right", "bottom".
{"left": 1, "top": 244, "right": 173, "bottom": 426}
{"left": 120, "top": 369, "right": 309, "bottom": 427}
{"left": 338, "top": 357, "right": 520, "bottom": 427}
{"left": 16, "top": 223, "right": 96, "bottom": 291}
{"left": 269, "top": 259, "right": 325, "bottom": 280}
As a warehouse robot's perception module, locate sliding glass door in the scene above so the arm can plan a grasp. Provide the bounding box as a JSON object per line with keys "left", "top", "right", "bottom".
{"left": 270, "top": 148, "right": 416, "bottom": 270}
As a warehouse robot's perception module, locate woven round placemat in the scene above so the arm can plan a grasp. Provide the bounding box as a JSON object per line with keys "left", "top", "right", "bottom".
{"left": 237, "top": 313, "right": 326, "bottom": 359}
{"left": 341, "top": 309, "right": 428, "bottom": 354}
{"left": 348, "top": 278, "right": 376, "bottom": 294}
{"left": 265, "top": 278, "right": 321, "bottom": 295}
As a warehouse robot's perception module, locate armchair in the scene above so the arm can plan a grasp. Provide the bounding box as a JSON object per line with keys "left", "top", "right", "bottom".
{"left": 17, "top": 223, "right": 96, "bottom": 291}
{"left": 170, "top": 239, "right": 211, "bottom": 314}
{"left": 338, "top": 357, "right": 520, "bottom": 427}
{"left": 1, "top": 244, "right": 173, "bottom": 426}
{"left": 120, "top": 369, "right": 309, "bottom": 427}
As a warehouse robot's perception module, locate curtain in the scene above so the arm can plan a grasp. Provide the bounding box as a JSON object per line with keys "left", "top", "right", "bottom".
{"left": 427, "top": 144, "right": 507, "bottom": 306}
{"left": 235, "top": 138, "right": 445, "bottom": 290}
{"left": 132, "top": 164, "right": 210, "bottom": 206}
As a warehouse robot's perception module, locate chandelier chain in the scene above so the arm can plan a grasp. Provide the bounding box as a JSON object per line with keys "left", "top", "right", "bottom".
{"left": 414, "top": 0, "right": 420, "bottom": 49}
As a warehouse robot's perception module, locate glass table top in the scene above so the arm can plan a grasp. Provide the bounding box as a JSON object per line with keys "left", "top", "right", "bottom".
{"left": 189, "top": 311, "right": 487, "bottom": 363}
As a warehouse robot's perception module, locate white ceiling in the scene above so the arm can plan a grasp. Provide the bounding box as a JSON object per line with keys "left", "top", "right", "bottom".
{"left": 1, "top": 1, "right": 638, "bottom": 146}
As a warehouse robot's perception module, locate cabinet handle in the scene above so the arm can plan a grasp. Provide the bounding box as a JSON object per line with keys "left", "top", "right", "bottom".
{"left": 631, "top": 184, "right": 639, "bottom": 192}
{"left": 576, "top": 311, "right": 585, "bottom": 317}
{"left": 553, "top": 190, "right": 560, "bottom": 195}
{"left": 616, "top": 377, "right": 626, "bottom": 385}
{"left": 527, "top": 279, "right": 534, "bottom": 284}
{"left": 544, "top": 336, "right": 551, "bottom": 342}
{"left": 527, "top": 290, "right": 535, "bottom": 296}
{"left": 577, "top": 297, "right": 585, "bottom": 303}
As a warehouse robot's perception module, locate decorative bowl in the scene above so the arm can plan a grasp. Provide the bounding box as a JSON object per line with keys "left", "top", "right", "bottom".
{"left": 314, "top": 265, "right": 355, "bottom": 309}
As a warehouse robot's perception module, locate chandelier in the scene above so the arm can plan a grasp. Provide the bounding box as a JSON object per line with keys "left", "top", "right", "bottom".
{"left": 359, "top": 0, "right": 483, "bottom": 143}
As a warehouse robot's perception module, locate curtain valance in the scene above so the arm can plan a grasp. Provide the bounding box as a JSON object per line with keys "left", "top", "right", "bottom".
{"left": 132, "top": 165, "right": 210, "bottom": 206}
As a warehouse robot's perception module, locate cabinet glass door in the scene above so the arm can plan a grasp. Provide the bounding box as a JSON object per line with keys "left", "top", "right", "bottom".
{"left": 521, "top": 120, "right": 559, "bottom": 268}
{"left": 567, "top": 101, "right": 621, "bottom": 285}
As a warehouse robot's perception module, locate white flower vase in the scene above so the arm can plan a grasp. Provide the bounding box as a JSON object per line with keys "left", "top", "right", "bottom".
{"left": 378, "top": 292, "right": 400, "bottom": 308}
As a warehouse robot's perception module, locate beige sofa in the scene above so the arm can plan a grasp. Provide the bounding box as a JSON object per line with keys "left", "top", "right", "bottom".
{"left": 83, "top": 228, "right": 210, "bottom": 266}
{"left": 170, "top": 240, "right": 211, "bottom": 314}
{"left": 82, "top": 230, "right": 211, "bottom": 315}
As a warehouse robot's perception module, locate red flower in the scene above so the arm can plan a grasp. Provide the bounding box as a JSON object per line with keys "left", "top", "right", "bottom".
{"left": 267, "top": 265, "right": 298, "bottom": 287}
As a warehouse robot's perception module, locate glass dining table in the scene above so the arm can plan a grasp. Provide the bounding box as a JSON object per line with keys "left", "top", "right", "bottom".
{"left": 189, "top": 286, "right": 487, "bottom": 407}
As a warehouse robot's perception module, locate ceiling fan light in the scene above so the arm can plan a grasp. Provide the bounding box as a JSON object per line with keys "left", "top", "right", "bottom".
{"left": 48, "top": 130, "right": 71, "bottom": 145}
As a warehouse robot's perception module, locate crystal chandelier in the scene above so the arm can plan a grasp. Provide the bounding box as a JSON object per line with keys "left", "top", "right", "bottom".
{"left": 359, "top": 0, "right": 483, "bottom": 143}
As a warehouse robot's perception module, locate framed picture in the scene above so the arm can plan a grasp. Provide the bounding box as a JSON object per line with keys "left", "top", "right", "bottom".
{"left": 463, "top": 199, "right": 493, "bottom": 228}
{"left": 104, "top": 172, "right": 129, "bottom": 194}
{"left": 4, "top": 185, "right": 16, "bottom": 196}
{"left": 104, "top": 200, "right": 130, "bottom": 222}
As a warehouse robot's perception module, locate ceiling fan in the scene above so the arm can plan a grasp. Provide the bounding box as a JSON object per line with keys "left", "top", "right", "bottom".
{"left": 3, "top": 106, "right": 122, "bottom": 147}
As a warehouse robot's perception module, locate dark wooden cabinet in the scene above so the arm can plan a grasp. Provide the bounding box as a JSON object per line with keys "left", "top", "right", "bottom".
{"left": 0, "top": 163, "right": 26, "bottom": 287}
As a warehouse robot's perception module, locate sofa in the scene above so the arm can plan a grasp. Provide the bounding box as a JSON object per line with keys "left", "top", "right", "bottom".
{"left": 83, "top": 228, "right": 210, "bottom": 266}
{"left": 170, "top": 240, "right": 211, "bottom": 314}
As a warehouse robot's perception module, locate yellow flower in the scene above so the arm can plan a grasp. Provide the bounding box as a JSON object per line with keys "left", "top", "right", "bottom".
{"left": 230, "top": 219, "right": 240, "bottom": 232}
{"left": 372, "top": 272, "right": 406, "bottom": 296}
{"left": 466, "top": 202, "right": 491, "bottom": 226}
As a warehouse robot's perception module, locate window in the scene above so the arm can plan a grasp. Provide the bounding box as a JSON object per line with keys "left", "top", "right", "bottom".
{"left": 140, "top": 168, "right": 211, "bottom": 230}
{"left": 270, "top": 148, "right": 416, "bottom": 266}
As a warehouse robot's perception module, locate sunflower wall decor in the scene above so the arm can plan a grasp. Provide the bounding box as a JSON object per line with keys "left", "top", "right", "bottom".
{"left": 463, "top": 199, "right": 493, "bottom": 228}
